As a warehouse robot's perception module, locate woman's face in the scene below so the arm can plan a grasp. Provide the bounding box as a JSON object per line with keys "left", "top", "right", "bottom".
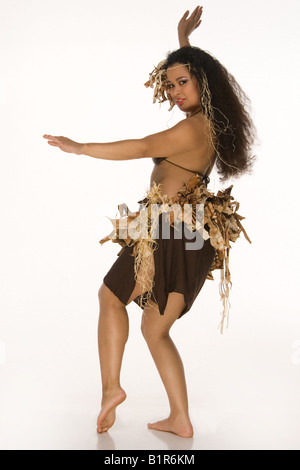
{"left": 165, "top": 63, "right": 201, "bottom": 116}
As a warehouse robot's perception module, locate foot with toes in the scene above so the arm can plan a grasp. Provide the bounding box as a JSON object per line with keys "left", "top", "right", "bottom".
{"left": 97, "top": 387, "right": 127, "bottom": 434}
{"left": 147, "top": 414, "right": 194, "bottom": 438}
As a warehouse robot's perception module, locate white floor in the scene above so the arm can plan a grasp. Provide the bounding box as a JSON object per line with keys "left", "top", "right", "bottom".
{"left": 0, "top": 393, "right": 300, "bottom": 451}
{"left": 1, "top": 301, "right": 300, "bottom": 450}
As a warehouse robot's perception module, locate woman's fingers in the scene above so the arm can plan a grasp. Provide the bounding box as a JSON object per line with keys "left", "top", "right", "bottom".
{"left": 43, "top": 134, "right": 58, "bottom": 143}
{"left": 191, "top": 6, "right": 199, "bottom": 18}
{"left": 43, "top": 134, "right": 64, "bottom": 144}
{"left": 45, "top": 137, "right": 60, "bottom": 148}
{"left": 191, "top": 5, "right": 202, "bottom": 18}
{"left": 43, "top": 134, "right": 63, "bottom": 151}
{"left": 43, "top": 134, "right": 59, "bottom": 139}
{"left": 194, "top": 6, "right": 203, "bottom": 22}
{"left": 193, "top": 6, "right": 203, "bottom": 22}
{"left": 179, "top": 6, "right": 203, "bottom": 32}
{"left": 42, "top": 134, "right": 82, "bottom": 154}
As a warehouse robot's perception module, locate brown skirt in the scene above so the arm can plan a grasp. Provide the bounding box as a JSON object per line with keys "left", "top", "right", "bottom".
{"left": 100, "top": 174, "right": 251, "bottom": 332}
{"left": 103, "top": 211, "right": 216, "bottom": 319}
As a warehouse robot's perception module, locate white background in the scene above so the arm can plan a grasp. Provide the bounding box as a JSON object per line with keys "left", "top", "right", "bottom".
{"left": 0, "top": 0, "right": 300, "bottom": 450}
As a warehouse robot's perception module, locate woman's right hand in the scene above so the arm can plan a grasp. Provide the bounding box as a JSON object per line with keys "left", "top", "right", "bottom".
{"left": 178, "top": 6, "right": 203, "bottom": 46}
{"left": 43, "top": 134, "right": 84, "bottom": 155}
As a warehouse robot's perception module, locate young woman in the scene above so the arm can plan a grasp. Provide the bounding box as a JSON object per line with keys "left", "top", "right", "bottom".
{"left": 43, "top": 6, "right": 256, "bottom": 438}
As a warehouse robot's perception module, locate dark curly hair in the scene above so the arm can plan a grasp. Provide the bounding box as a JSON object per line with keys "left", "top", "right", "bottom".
{"left": 162, "top": 46, "right": 257, "bottom": 183}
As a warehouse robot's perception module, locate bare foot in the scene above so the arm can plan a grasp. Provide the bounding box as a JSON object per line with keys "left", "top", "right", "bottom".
{"left": 97, "top": 387, "right": 127, "bottom": 433}
{"left": 147, "top": 414, "right": 194, "bottom": 438}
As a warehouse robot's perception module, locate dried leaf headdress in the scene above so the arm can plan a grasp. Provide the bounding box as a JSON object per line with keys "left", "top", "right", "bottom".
{"left": 144, "top": 60, "right": 208, "bottom": 113}
{"left": 144, "top": 59, "right": 171, "bottom": 108}
{"left": 144, "top": 60, "right": 191, "bottom": 112}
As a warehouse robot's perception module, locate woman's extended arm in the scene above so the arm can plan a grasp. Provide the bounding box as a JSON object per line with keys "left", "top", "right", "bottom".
{"left": 178, "top": 6, "right": 203, "bottom": 47}
{"left": 43, "top": 118, "right": 201, "bottom": 161}
{"left": 43, "top": 134, "right": 147, "bottom": 159}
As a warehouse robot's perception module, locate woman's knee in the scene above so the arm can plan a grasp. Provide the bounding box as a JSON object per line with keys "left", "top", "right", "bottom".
{"left": 141, "top": 312, "right": 170, "bottom": 344}
{"left": 141, "top": 323, "right": 168, "bottom": 345}
{"left": 140, "top": 293, "right": 185, "bottom": 343}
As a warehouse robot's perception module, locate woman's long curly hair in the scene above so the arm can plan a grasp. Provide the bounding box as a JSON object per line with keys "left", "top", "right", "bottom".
{"left": 162, "top": 46, "right": 256, "bottom": 183}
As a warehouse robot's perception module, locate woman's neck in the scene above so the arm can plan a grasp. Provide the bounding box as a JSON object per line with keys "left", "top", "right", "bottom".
{"left": 186, "top": 109, "right": 202, "bottom": 118}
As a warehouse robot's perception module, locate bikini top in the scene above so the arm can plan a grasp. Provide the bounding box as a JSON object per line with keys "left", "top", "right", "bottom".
{"left": 152, "top": 157, "right": 210, "bottom": 185}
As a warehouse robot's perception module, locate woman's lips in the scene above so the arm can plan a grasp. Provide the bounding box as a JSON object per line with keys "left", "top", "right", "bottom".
{"left": 176, "top": 99, "right": 185, "bottom": 106}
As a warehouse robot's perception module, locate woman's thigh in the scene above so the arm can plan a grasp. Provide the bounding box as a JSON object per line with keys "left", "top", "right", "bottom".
{"left": 101, "top": 244, "right": 154, "bottom": 308}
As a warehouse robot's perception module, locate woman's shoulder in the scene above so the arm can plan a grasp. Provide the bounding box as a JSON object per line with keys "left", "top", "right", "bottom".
{"left": 175, "top": 112, "right": 207, "bottom": 141}
{"left": 186, "top": 112, "right": 207, "bottom": 128}
{"left": 172, "top": 112, "right": 206, "bottom": 131}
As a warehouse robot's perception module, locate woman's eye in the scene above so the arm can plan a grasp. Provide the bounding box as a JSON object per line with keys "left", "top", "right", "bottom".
{"left": 166, "top": 80, "right": 187, "bottom": 89}
{"left": 166, "top": 80, "right": 187, "bottom": 90}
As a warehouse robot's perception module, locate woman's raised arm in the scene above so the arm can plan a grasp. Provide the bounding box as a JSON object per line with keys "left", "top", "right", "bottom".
{"left": 178, "top": 6, "right": 203, "bottom": 47}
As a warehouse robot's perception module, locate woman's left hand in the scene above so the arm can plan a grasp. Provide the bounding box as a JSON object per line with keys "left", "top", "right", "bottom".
{"left": 178, "top": 6, "right": 203, "bottom": 41}
{"left": 43, "top": 134, "right": 83, "bottom": 155}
